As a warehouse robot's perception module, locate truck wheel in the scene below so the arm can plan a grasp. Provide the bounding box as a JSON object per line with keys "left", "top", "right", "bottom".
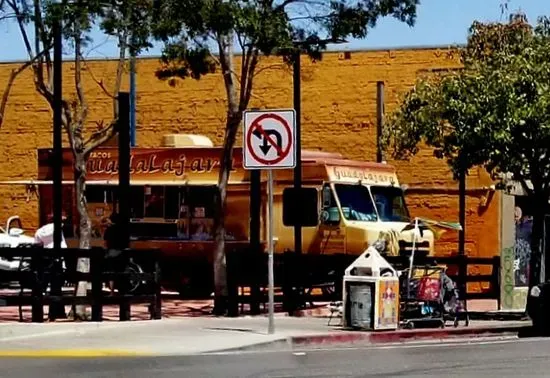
{"left": 125, "top": 261, "right": 146, "bottom": 294}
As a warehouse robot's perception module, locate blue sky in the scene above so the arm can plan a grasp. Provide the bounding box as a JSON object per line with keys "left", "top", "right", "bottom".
{"left": 0, "top": 0, "right": 548, "bottom": 61}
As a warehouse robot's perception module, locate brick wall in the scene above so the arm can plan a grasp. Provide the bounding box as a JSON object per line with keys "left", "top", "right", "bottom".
{"left": 0, "top": 46, "right": 499, "bottom": 258}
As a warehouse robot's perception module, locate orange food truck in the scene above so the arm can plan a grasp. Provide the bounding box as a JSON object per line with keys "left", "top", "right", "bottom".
{"left": 18, "top": 134, "right": 435, "bottom": 295}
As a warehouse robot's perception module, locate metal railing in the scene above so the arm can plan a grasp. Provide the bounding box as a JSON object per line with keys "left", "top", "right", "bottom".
{"left": 224, "top": 251, "right": 501, "bottom": 314}
{"left": 0, "top": 246, "right": 162, "bottom": 322}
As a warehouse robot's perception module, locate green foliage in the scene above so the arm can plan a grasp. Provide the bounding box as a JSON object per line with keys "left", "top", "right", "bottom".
{"left": 152, "top": 0, "right": 420, "bottom": 83}
{"left": 384, "top": 14, "right": 550, "bottom": 195}
{"left": 97, "top": 0, "right": 154, "bottom": 54}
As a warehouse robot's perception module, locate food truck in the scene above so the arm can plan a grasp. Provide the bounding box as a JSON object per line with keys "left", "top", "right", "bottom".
{"left": 17, "top": 134, "right": 435, "bottom": 295}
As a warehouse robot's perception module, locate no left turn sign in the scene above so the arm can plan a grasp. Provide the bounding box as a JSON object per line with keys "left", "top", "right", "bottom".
{"left": 243, "top": 109, "right": 296, "bottom": 170}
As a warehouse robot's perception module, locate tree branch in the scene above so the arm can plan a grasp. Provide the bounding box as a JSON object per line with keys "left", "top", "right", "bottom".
{"left": 0, "top": 49, "right": 50, "bottom": 128}
{"left": 274, "top": 0, "right": 300, "bottom": 11}
{"left": 288, "top": 14, "right": 331, "bottom": 22}
{"left": 83, "top": 121, "right": 116, "bottom": 155}
{"left": 0, "top": 12, "right": 18, "bottom": 22}
{"left": 217, "top": 33, "right": 238, "bottom": 113}
{"left": 252, "top": 63, "right": 287, "bottom": 78}
{"left": 194, "top": 37, "right": 222, "bottom": 67}
{"left": 239, "top": 44, "right": 253, "bottom": 110}
{"left": 75, "top": 32, "right": 88, "bottom": 127}
{"left": 241, "top": 49, "right": 259, "bottom": 111}
{"left": 9, "top": 0, "right": 52, "bottom": 102}
{"left": 31, "top": 0, "right": 53, "bottom": 103}
{"left": 81, "top": 57, "right": 117, "bottom": 99}
{"left": 7, "top": 0, "right": 34, "bottom": 60}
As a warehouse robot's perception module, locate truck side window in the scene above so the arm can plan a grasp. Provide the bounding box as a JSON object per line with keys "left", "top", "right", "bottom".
{"left": 144, "top": 186, "right": 165, "bottom": 218}
{"left": 321, "top": 184, "right": 340, "bottom": 225}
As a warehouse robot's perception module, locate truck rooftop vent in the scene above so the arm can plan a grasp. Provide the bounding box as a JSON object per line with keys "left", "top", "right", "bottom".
{"left": 162, "top": 134, "right": 214, "bottom": 148}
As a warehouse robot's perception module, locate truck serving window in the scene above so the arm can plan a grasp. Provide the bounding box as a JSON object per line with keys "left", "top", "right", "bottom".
{"left": 144, "top": 186, "right": 165, "bottom": 218}
{"left": 369, "top": 186, "right": 410, "bottom": 222}
{"left": 334, "top": 184, "right": 377, "bottom": 222}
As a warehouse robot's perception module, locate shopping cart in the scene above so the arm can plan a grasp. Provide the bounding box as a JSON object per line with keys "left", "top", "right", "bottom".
{"left": 399, "top": 265, "right": 446, "bottom": 329}
{"left": 399, "top": 265, "right": 469, "bottom": 329}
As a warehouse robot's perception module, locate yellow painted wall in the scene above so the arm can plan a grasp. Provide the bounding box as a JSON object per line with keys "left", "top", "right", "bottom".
{"left": 0, "top": 47, "right": 499, "bottom": 263}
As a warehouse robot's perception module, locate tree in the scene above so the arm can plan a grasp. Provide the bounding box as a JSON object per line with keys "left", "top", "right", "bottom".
{"left": 3, "top": 0, "right": 152, "bottom": 318}
{"left": 382, "top": 14, "right": 550, "bottom": 287}
{"left": 0, "top": 0, "right": 47, "bottom": 128}
{"left": 151, "top": 0, "right": 420, "bottom": 314}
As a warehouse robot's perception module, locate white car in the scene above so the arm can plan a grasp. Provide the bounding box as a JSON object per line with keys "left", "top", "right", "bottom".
{"left": 0, "top": 216, "right": 35, "bottom": 271}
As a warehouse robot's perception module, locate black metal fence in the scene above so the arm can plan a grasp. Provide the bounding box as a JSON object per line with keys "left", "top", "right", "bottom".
{"left": 385, "top": 254, "right": 501, "bottom": 300}
{"left": 0, "top": 246, "right": 161, "bottom": 322}
{"left": 225, "top": 251, "right": 501, "bottom": 314}
{"left": 0, "top": 245, "right": 501, "bottom": 319}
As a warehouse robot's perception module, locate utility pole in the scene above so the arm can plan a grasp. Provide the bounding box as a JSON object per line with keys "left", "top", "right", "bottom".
{"left": 458, "top": 166, "right": 467, "bottom": 313}
{"left": 376, "top": 81, "right": 385, "bottom": 163}
{"left": 129, "top": 37, "right": 137, "bottom": 147}
{"left": 292, "top": 49, "right": 302, "bottom": 255}
{"left": 52, "top": 11, "right": 63, "bottom": 251}
{"left": 49, "top": 8, "right": 67, "bottom": 321}
{"left": 117, "top": 92, "right": 131, "bottom": 321}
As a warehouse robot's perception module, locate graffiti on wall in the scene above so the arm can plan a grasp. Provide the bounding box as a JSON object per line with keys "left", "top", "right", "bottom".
{"left": 501, "top": 246, "right": 515, "bottom": 309}
{"left": 500, "top": 204, "right": 532, "bottom": 311}
{"left": 501, "top": 244, "right": 528, "bottom": 310}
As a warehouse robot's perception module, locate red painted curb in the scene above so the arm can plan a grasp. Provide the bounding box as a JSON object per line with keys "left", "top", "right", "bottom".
{"left": 290, "top": 325, "right": 528, "bottom": 347}
{"left": 292, "top": 332, "right": 371, "bottom": 346}
{"left": 368, "top": 325, "right": 525, "bottom": 344}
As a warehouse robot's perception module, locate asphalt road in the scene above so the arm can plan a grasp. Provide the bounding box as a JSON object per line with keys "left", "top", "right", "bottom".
{"left": 0, "top": 337, "right": 548, "bottom": 378}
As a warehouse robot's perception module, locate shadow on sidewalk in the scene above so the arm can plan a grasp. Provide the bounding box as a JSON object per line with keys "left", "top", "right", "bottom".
{"left": 0, "top": 295, "right": 330, "bottom": 322}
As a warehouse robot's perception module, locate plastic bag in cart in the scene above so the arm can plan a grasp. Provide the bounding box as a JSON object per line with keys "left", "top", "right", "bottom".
{"left": 417, "top": 276, "right": 441, "bottom": 301}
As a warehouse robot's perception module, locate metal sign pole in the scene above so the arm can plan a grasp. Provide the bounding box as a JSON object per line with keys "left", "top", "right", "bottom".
{"left": 267, "top": 168, "right": 275, "bottom": 334}
{"left": 243, "top": 108, "right": 296, "bottom": 335}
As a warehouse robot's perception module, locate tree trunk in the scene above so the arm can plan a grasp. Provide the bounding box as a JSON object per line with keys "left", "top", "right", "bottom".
{"left": 73, "top": 152, "right": 91, "bottom": 320}
{"left": 212, "top": 113, "right": 241, "bottom": 316}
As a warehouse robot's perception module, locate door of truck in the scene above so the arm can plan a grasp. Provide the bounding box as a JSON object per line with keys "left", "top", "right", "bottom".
{"left": 316, "top": 183, "right": 346, "bottom": 254}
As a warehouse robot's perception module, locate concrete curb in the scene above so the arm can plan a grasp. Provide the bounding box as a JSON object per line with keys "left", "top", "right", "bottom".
{"left": 291, "top": 324, "right": 528, "bottom": 348}
{"left": 212, "top": 324, "right": 530, "bottom": 354}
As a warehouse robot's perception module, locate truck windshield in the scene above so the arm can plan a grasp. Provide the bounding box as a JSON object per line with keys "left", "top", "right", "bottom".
{"left": 370, "top": 186, "right": 410, "bottom": 222}
{"left": 333, "top": 184, "right": 410, "bottom": 223}
{"left": 334, "top": 184, "right": 377, "bottom": 221}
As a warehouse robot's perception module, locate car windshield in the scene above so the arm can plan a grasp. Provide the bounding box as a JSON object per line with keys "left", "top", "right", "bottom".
{"left": 370, "top": 186, "right": 410, "bottom": 222}
{"left": 333, "top": 184, "right": 377, "bottom": 221}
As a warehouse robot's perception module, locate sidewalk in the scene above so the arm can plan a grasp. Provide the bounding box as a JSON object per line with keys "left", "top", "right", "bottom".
{"left": 0, "top": 291, "right": 525, "bottom": 322}
{"left": 0, "top": 316, "right": 530, "bottom": 357}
